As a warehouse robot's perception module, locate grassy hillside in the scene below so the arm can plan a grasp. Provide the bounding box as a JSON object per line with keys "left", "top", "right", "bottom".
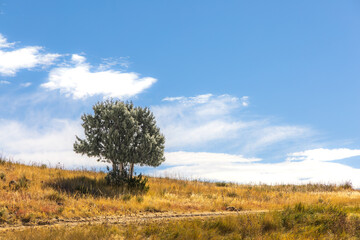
{"left": 2, "top": 203, "right": 360, "bottom": 239}
{"left": 0, "top": 156, "right": 358, "bottom": 227}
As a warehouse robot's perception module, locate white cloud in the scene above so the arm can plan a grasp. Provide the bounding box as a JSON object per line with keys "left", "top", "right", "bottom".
{"left": 20, "top": 82, "right": 32, "bottom": 87}
{"left": 162, "top": 96, "right": 186, "bottom": 102}
{"left": 153, "top": 94, "right": 248, "bottom": 148}
{"left": 0, "top": 119, "right": 103, "bottom": 168}
{"left": 164, "top": 151, "right": 261, "bottom": 166}
{"left": 240, "top": 96, "right": 249, "bottom": 107}
{"left": 0, "top": 118, "right": 358, "bottom": 187}
{"left": 0, "top": 34, "right": 14, "bottom": 48}
{"left": 242, "top": 126, "right": 310, "bottom": 153}
{"left": 41, "top": 54, "right": 157, "bottom": 99}
{"left": 0, "top": 80, "right": 10, "bottom": 84}
{"left": 155, "top": 151, "right": 360, "bottom": 188}
{"left": 152, "top": 94, "right": 311, "bottom": 151}
{"left": 287, "top": 148, "right": 360, "bottom": 162}
{"left": 98, "top": 57, "right": 130, "bottom": 71}
{"left": 0, "top": 34, "right": 60, "bottom": 76}
{"left": 163, "top": 94, "right": 214, "bottom": 104}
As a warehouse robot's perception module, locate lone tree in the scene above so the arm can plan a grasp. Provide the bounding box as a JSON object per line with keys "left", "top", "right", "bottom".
{"left": 74, "top": 100, "right": 165, "bottom": 183}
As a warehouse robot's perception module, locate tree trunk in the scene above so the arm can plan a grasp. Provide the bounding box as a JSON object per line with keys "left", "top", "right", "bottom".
{"left": 113, "top": 162, "right": 126, "bottom": 178}
{"left": 129, "top": 163, "right": 134, "bottom": 179}
{"left": 112, "top": 162, "right": 118, "bottom": 176}
{"left": 119, "top": 162, "right": 124, "bottom": 176}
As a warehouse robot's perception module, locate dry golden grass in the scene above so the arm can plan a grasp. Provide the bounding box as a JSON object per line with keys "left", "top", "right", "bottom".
{"left": 2, "top": 203, "right": 360, "bottom": 239}
{"left": 0, "top": 156, "right": 358, "bottom": 226}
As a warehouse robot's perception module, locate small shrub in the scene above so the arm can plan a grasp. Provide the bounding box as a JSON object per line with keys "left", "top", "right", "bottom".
{"left": 136, "top": 196, "right": 144, "bottom": 203}
{"left": 215, "top": 182, "right": 227, "bottom": 187}
{"left": 45, "top": 192, "right": 65, "bottom": 203}
{"left": 57, "top": 207, "right": 64, "bottom": 214}
{"left": 106, "top": 171, "right": 149, "bottom": 194}
{"left": 0, "top": 157, "right": 6, "bottom": 165}
{"left": 18, "top": 175, "right": 30, "bottom": 189}
{"left": 40, "top": 164, "right": 47, "bottom": 169}
{"left": 21, "top": 214, "right": 34, "bottom": 224}
{"left": 226, "top": 191, "right": 238, "bottom": 198}
{"left": 105, "top": 169, "right": 129, "bottom": 186}
{"left": 0, "top": 172, "right": 6, "bottom": 181}
{"left": 0, "top": 207, "right": 8, "bottom": 223}
{"left": 127, "top": 174, "right": 149, "bottom": 194}
{"left": 340, "top": 181, "right": 353, "bottom": 190}
{"left": 122, "top": 194, "right": 131, "bottom": 201}
{"left": 10, "top": 175, "right": 30, "bottom": 190}
{"left": 144, "top": 205, "right": 161, "bottom": 213}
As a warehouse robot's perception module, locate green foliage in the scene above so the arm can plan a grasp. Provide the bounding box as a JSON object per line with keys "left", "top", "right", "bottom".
{"left": 74, "top": 100, "right": 165, "bottom": 186}
{"left": 105, "top": 170, "right": 150, "bottom": 194}
{"left": 127, "top": 174, "right": 149, "bottom": 194}
{"left": 215, "top": 182, "right": 227, "bottom": 187}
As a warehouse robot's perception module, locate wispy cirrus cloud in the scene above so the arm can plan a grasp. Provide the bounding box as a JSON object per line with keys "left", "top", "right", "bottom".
{"left": 164, "top": 151, "right": 261, "bottom": 166}
{"left": 0, "top": 80, "right": 10, "bottom": 84}
{"left": 41, "top": 54, "right": 157, "bottom": 99}
{"left": 287, "top": 148, "right": 360, "bottom": 162}
{"left": 0, "top": 34, "right": 61, "bottom": 76}
{"left": 152, "top": 94, "right": 312, "bottom": 153}
{"left": 20, "top": 82, "right": 32, "bottom": 87}
{"left": 154, "top": 94, "right": 248, "bottom": 149}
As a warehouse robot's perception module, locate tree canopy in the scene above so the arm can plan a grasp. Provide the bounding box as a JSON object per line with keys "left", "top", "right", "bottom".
{"left": 74, "top": 100, "right": 165, "bottom": 180}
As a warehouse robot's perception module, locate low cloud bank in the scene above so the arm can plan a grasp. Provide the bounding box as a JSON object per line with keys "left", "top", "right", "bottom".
{"left": 0, "top": 118, "right": 358, "bottom": 187}
{"left": 156, "top": 151, "right": 360, "bottom": 188}
{"left": 0, "top": 119, "right": 103, "bottom": 169}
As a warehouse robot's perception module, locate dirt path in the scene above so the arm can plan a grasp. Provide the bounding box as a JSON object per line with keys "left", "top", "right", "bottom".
{"left": 0, "top": 210, "right": 269, "bottom": 232}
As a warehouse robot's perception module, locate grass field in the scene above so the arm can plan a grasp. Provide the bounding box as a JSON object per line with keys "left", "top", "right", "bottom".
{"left": 2, "top": 203, "right": 360, "bottom": 239}
{"left": 0, "top": 156, "right": 359, "bottom": 239}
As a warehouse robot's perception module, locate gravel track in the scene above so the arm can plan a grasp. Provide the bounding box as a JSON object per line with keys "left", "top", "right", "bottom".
{"left": 0, "top": 210, "right": 269, "bottom": 232}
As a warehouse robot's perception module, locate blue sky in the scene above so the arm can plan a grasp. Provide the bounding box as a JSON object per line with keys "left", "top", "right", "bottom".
{"left": 0, "top": 1, "right": 360, "bottom": 186}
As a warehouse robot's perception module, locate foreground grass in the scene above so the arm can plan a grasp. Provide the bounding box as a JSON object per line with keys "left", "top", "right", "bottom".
{"left": 0, "top": 156, "right": 358, "bottom": 226}
{"left": 2, "top": 203, "right": 360, "bottom": 239}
